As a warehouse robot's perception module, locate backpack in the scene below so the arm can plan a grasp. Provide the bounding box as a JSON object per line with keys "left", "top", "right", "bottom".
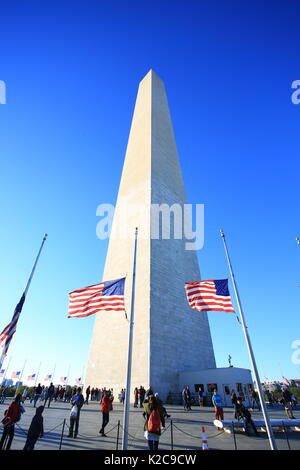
{"left": 148, "top": 408, "right": 161, "bottom": 433}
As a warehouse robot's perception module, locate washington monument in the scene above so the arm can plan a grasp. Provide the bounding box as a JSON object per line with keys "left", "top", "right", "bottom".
{"left": 85, "top": 70, "right": 216, "bottom": 399}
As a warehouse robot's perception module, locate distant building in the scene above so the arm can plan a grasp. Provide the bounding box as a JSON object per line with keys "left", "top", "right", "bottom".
{"left": 1, "top": 379, "right": 13, "bottom": 386}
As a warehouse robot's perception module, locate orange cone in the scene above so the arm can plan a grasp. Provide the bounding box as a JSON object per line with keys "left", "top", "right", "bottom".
{"left": 202, "top": 426, "right": 209, "bottom": 450}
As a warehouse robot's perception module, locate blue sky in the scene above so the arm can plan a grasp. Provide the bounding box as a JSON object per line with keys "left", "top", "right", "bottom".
{"left": 0, "top": 0, "right": 299, "bottom": 386}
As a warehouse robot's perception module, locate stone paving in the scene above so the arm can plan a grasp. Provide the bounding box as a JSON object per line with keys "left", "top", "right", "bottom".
{"left": 0, "top": 399, "right": 299, "bottom": 451}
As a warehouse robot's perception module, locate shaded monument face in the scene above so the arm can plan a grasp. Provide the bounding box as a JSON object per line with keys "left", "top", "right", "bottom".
{"left": 85, "top": 70, "right": 216, "bottom": 399}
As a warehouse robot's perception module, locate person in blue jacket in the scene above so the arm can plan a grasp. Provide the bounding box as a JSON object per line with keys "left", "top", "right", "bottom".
{"left": 212, "top": 389, "right": 224, "bottom": 427}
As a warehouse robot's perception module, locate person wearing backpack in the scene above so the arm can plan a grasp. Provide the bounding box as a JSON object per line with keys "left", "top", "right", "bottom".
{"left": 0, "top": 393, "right": 24, "bottom": 450}
{"left": 68, "top": 387, "right": 84, "bottom": 438}
{"left": 143, "top": 394, "right": 165, "bottom": 450}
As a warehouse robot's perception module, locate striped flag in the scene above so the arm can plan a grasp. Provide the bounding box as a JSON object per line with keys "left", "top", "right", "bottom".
{"left": 11, "top": 371, "right": 21, "bottom": 379}
{"left": 75, "top": 377, "right": 82, "bottom": 385}
{"left": 27, "top": 373, "right": 36, "bottom": 381}
{"left": 185, "top": 279, "right": 235, "bottom": 313}
{"left": 0, "top": 294, "right": 26, "bottom": 355}
{"left": 68, "top": 278, "right": 125, "bottom": 318}
{"left": 60, "top": 376, "right": 67, "bottom": 383}
{"left": 0, "top": 369, "right": 5, "bottom": 377}
{"left": 282, "top": 376, "right": 290, "bottom": 386}
{"left": 44, "top": 374, "right": 52, "bottom": 381}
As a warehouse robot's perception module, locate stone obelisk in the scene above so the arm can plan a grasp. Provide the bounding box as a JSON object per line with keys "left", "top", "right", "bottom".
{"left": 85, "top": 70, "right": 216, "bottom": 399}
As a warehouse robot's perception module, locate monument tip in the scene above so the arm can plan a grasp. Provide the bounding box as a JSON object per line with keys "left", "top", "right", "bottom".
{"left": 142, "top": 69, "right": 162, "bottom": 81}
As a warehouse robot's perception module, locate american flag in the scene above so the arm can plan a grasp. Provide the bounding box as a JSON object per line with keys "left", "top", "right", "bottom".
{"left": 60, "top": 376, "right": 67, "bottom": 383}
{"left": 11, "top": 371, "right": 21, "bottom": 379}
{"left": 0, "top": 369, "right": 5, "bottom": 377}
{"left": 185, "top": 279, "right": 235, "bottom": 313}
{"left": 27, "top": 373, "right": 36, "bottom": 381}
{"left": 44, "top": 374, "right": 52, "bottom": 381}
{"left": 75, "top": 377, "right": 82, "bottom": 385}
{"left": 0, "top": 293, "right": 26, "bottom": 355}
{"left": 68, "top": 278, "right": 125, "bottom": 318}
{"left": 282, "top": 376, "right": 290, "bottom": 386}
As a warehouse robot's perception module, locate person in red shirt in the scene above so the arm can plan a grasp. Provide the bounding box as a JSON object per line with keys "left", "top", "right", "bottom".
{"left": 0, "top": 393, "right": 23, "bottom": 450}
{"left": 99, "top": 390, "right": 113, "bottom": 437}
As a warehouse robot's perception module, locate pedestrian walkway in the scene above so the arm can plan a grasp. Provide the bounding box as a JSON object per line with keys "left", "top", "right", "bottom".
{"left": 0, "top": 400, "right": 299, "bottom": 450}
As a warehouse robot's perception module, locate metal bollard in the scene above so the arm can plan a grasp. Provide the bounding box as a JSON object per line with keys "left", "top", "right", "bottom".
{"left": 232, "top": 421, "right": 237, "bottom": 450}
{"left": 282, "top": 421, "right": 291, "bottom": 450}
{"left": 59, "top": 419, "right": 66, "bottom": 450}
{"left": 170, "top": 420, "right": 174, "bottom": 450}
{"left": 116, "top": 420, "right": 120, "bottom": 450}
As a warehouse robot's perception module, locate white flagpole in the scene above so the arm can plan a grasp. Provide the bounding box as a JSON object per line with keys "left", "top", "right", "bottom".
{"left": 24, "top": 234, "right": 48, "bottom": 296}
{"left": 1, "top": 356, "right": 11, "bottom": 385}
{"left": 0, "top": 234, "right": 48, "bottom": 371}
{"left": 220, "top": 229, "right": 277, "bottom": 450}
{"left": 122, "top": 227, "right": 138, "bottom": 450}
{"left": 52, "top": 363, "right": 56, "bottom": 383}
{"left": 16, "top": 359, "right": 27, "bottom": 396}
{"left": 0, "top": 351, "right": 6, "bottom": 374}
{"left": 81, "top": 366, "right": 85, "bottom": 387}
{"left": 66, "top": 364, "right": 71, "bottom": 386}
{"left": 35, "top": 362, "right": 42, "bottom": 387}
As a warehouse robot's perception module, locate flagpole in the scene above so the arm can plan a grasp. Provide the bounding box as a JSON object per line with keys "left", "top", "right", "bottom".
{"left": 2, "top": 356, "right": 11, "bottom": 385}
{"left": 220, "top": 229, "right": 277, "bottom": 450}
{"left": 0, "top": 351, "right": 6, "bottom": 374}
{"left": 122, "top": 227, "right": 138, "bottom": 450}
{"left": 52, "top": 363, "right": 56, "bottom": 383}
{"left": 23, "top": 234, "right": 48, "bottom": 295}
{"left": 66, "top": 364, "right": 71, "bottom": 386}
{"left": 16, "top": 359, "right": 27, "bottom": 396}
{"left": 0, "top": 234, "right": 48, "bottom": 370}
{"left": 35, "top": 362, "right": 42, "bottom": 387}
{"left": 81, "top": 366, "right": 85, "bottom": 387}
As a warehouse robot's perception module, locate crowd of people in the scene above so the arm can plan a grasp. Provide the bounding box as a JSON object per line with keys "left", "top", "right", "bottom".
{"left": 0, "top": 382, "right": 298, "bottom": 450}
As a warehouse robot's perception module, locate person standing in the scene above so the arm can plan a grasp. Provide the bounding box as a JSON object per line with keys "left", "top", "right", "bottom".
{"left": 185, "top": 386, "right": 192, "bottom": 411}
{"left": 251, "top": 390, "right": 261, "bottom": 411}
{"left": 23, "top": 406, "right": 44, "bottom": 450}
{"left": 99, "top": 390, "right": 113, "bottom": 437}
{"left": 143, "top": 394, "right": 165, "bottom": 450}
{"left": 54, "top": 385, "right": 60, "bottom": 402}
{"left": 0, "top": 386, "right": 8, "bottom": 404}
{"left": 68, "top": 387, "right": 84, "bottom": 438}
{"left": 212, "top": 389, "right": 224, "bottom": 428}
{"left": 265, "top": 389, "right": 274, "bottom": 408}
{"left": 0, "top": 393, "right": 24, "bottom": 450}
{"left": 281, "top": 387, "right": 296, "bottom": 419}
{"left": 85, "top": 385, "right": 91, "bottom": 405}
{"left": 33, "top": 384, "right": 43, "bottom": 408}
{"left": 133, "top": 387, "right": 139, "bottom": 407}
{"left": 139, "top": 386, "right": 146, "bottom": 408}
{"left": 198, "top": 387, "right": 204, "bottom": 407}
{"left": 144, "top": 386, "right": 154, "bottom": 403}
{"left": 231, "top": 390, "right": 238, "bottom": 419}
{"left": 45, "top": 382, "right": 55, "bottom": 408}
{"left": 182, "top": 387, "right": 187, "bottom": 411}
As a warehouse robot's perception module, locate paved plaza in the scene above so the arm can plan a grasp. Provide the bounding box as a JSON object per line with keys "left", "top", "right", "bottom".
{"left": 0, "top": 399, "right": 299, "bottom": 451}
